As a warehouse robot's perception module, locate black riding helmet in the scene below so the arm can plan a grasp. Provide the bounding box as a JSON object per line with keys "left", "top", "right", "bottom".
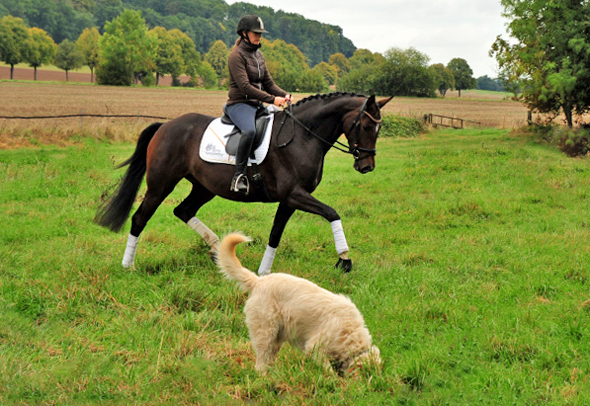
{"left": 236, "top": 15, "right": 269, "bottom": 36}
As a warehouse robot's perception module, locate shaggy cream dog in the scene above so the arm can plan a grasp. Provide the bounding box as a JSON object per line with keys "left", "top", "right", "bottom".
{"left": 216, "top": 232, "right": 381, "bottom": 374}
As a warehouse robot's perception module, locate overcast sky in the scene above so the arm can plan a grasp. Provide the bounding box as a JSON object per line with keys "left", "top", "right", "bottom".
{"left": 226, "top": 0, "right": 510, "bottom": 78}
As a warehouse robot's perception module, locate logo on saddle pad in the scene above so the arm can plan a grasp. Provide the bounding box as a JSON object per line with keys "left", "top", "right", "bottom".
{"left": 199, "top": 105, "right": 279, "bottom": 166}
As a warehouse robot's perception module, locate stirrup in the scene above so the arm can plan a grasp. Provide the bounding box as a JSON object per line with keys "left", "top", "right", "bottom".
{"left": 230, "top": 173, "right": 250, "bottom": 194}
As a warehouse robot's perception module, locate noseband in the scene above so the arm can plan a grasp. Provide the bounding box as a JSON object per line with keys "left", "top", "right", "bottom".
{"left": 279, "top": 97, "right": 382, "bottom": 160}
{"left": 347, "top": 98, "right": 382, "bottom": 160}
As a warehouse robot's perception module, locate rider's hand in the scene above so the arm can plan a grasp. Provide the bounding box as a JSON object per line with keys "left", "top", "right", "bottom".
{"left": 273, "top": 96, "right": 287, "bottom": 107}
{"left": 273, "top": 95, "right": 292, "bottom": 108}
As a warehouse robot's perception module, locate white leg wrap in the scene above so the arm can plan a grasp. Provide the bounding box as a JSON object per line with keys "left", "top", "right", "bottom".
{"left": 122, "top": 234, "right": 138, "bottom": 268}
{"left": 258, "top": 245, "right": 276, "bottom": 276}
{"left": 331, "top": 220, "right": 349, "bottom": 256}
{"left": 187, "top": 217, "right": 220, "bottom": 250}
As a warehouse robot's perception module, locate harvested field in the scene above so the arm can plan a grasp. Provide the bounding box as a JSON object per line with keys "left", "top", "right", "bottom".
{"left": 0, "top": 65, "right": 187, "bottom": 86}
{"left": 1, "top": 78, "right": 532, "bottom": 149}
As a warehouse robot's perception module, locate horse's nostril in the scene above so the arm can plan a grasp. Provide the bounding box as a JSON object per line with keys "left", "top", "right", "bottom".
{"left": 360, "top": 166, "right": 373, "bottom": 174}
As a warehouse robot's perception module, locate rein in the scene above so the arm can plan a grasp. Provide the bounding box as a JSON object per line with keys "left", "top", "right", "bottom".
{"left": 277, "top": 97, "right": 382, "bottom": 159}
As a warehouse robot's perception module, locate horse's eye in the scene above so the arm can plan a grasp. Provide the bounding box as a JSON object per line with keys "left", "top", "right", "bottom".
{"left": 363, "top": 125, "right": 371, "bottom": 131}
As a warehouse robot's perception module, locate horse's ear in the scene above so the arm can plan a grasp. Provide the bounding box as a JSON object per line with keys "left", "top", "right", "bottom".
{"left": 378, "top": 96, "right": 394, "bottom": 108}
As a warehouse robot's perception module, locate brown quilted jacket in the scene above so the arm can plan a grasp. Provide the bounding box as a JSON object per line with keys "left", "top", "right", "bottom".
{"left": 227, "top": 40, "right": 287, "bottom": 106}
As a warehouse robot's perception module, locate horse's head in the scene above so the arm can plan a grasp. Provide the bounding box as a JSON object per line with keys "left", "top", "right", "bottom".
{"left": 343, "top": 95, "right": 393, "bottom": 174}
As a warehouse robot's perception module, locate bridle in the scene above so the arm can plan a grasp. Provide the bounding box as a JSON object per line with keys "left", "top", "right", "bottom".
{"left": 278, "top": 97, "right": 382, "bottom": 160}
{"left": 346, "top": 98, "right": 382, "bottom": 160}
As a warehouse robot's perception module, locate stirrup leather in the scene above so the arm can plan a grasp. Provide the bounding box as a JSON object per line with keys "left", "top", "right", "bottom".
{"left": 230, "top": 173, "right": 250, "bottom": 194}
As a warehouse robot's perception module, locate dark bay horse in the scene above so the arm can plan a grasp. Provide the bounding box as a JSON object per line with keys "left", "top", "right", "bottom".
{"left": 95, "top": 92, "right": 392, "bottom": 273}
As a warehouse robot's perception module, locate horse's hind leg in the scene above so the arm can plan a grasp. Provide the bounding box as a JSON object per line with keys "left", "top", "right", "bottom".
{"left": 173, "top": 180, "right": 219, "bottom": 253}
{"left": 123, "top": 180, "right": 180, "bottom": 268}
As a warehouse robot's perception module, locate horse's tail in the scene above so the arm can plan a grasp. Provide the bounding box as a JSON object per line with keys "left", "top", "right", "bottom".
{"left": 216, "top": 233, "right": 259, "bottom": 292}
{"left": 94, "top": 122, "right": 163, "bottom": 232}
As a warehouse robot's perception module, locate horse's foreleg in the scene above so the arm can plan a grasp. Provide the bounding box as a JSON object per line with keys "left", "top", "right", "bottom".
{"left": 259, "top": 203, "right": 295, "bottom": 275}
{"left": 286, "top": 189, "right": 353, "bottom": 272}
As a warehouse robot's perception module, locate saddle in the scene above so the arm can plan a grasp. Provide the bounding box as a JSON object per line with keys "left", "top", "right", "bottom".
{"left": 221, "top": 104, "right": 273, "bottom": 157}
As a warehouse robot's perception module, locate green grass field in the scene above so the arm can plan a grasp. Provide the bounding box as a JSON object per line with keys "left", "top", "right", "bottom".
{"left": 1, "top": 128, "right": 589, "bottom": 405}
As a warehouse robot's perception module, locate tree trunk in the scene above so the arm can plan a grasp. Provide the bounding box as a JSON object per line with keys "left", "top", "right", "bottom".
{"left": 156, "top": 73, "right": 160, "bottom": 86}
{"left": 90, "top": 67, "right": 94, "bottom": 83}
{"left": 66, "top": 69, "right": 69, "bottom": 82}
{"left": 458, "top": 89, "right": 462, "bottom": 97}
{"left": 564, "top": 104, "right": 573, "bottom": 128}
{"left": 34, "top": 66, "right": 37, "bottom": 81}
{"left": 10, "top": 64, "right": 14, "bottom": 79}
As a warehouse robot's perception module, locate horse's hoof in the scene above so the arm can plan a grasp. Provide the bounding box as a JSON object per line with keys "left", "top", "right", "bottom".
{"left": 335, "top": 258, "right": 353, "bottom": 273}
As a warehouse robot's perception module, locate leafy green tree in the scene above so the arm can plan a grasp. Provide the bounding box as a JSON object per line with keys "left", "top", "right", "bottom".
{"left": 376, "top": 47, "right": 436, "bottom": 97}
{"left": 76, "top": 27, "right": 100, "bottom": 83}
{"left": 337, "top": 49, "right": 386, "bottom": 94}
{"left": 169, "top": 28, "right": 201, "bottom": 79}
{"left": 0, "top": 15, "right": 30, "bottom": 79}
{"left": 94, "top": 0, "right": 124, "bottom": 33}
{"left": 312, "top": 62, "right": 337, "bottom": 86}
{"left": 25, "top": 27, "right": 56, "bottom": 81}
{"left": 299, "top": 68, "right": 328, "bottom": 93}
{"left": 204, "top": 39, "right": 228, "bottom": 85}
{"left": 336, "top": 66, "right": 380, "bottom": 94}
{"left": 0, "top": 4, "right": 9, "bottom": 18}
{"left": 328, "top": 52, "right": 351, "bottom": 79}
{"left": 54, "top": 39, "right": 84, "bottom": 81}
{"left": 348, "top": 48, "right": 385, "bottom": 70}
{"left": 149, "top": 26, "right": 184, "bottom": 85}
{"left": 476, "top": 75, "right": 504, "bottom": 92}
{"left": 430, "top": 63, "right": 455, "bottom": 97}
{"left": 261, "top": 38, "right": 307, "bottom": 92}
{"left": 96, "top": 9, "right": 156, "bottom": 86}
{"left": 491, "top": 0, "right": 590, "bottom": 127}
{"left": 197, "top": 60, "right": 217, "bottom": 89}
{"left": 497, "top": 68, "right": 521, "bottom": 99}
{"left": 447, "top": 58, "right": 476, "bottom": 97}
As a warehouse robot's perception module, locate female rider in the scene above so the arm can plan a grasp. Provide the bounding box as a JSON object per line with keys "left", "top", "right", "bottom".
{"left": 226, "top": 15, "right": 292, "bottom": 194}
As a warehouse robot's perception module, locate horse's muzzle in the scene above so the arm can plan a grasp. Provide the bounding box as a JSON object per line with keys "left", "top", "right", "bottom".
{"left": 358, "top": 165, "right": 374, "bottom": 174}
{"left": 354, "top": 159, "right": 375, "bottom": 174}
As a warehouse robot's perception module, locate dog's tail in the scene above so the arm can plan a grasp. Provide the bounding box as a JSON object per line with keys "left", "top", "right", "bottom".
{"left": 217, "top": 232, "right": 259, "bottom": 292}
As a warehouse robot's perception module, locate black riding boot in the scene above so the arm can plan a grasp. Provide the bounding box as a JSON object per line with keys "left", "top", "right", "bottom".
{"left": 230, "top": 132, "right": 255, "bottom": 194}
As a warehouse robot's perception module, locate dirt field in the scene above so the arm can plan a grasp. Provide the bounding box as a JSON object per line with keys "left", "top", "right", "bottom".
{"left": 0, "top": 76, "right": 532, "bottom": 149}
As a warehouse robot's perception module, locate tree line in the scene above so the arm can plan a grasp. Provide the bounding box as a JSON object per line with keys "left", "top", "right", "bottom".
{"left": 1, "top": 9, "right": 484, "bottom": 98}
{"left": 0, "top": 0, "right": 355, "bottom": 67}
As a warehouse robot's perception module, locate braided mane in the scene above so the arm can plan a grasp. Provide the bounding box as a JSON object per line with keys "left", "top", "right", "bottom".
{"left": 293, "top": 92, "right": 367, "bottom": 107}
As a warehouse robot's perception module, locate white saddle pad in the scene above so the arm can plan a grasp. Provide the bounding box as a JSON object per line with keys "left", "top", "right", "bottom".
{"left": 199, "top": 105, "right": 278, "bottom": 166}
